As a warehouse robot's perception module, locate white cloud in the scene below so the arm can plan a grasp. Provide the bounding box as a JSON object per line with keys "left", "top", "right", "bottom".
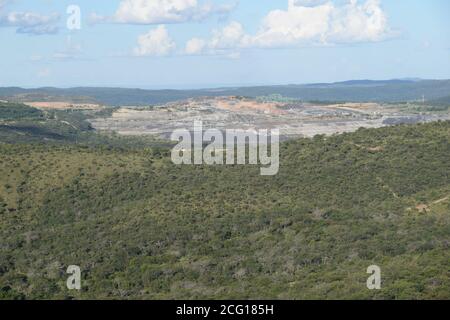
{"left": 0, "top": 0, "right": 60, "bottom": 35}
{"left": 184, "top": 21, "right": 250, "bottom": 55}
{"left": 184, "top": 0, "right": 396, "bottom": 55}
{"left": 252, "top": 2, "right": 333, "bottom": 47}
{"left": 254, "top": 0, "right": 393, "bottom": 47}
{"left": 116, "top": 0, "right": 197, "bottom": 24}
{"left": 134, "top": 25, "right": 176, "bottom": 56}
{"left": 185, "top": 38, "right": 206, "bottom": 55}
{"left": 209, "top": 21, "right": 250, "bottom": 49}
{"left": 0, "top": 11, "right": 60, "bottom": 35}
{"left": 327, "top": 0, "right": 392, "bottom": 43}
{"left": 94, "top": 0, "right": 235, "bottom": 25}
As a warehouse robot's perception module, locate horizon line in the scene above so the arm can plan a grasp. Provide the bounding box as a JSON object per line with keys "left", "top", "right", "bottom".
{"left": 2, "top": 78, "right": 449, "bottom": 92}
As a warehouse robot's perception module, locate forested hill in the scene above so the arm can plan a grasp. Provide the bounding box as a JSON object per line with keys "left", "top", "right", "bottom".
{"left": 1, "top": 79, "right": 450, "bottom": 106}
{"left": 0, "top": 121, "right": 449, "bottom": 299}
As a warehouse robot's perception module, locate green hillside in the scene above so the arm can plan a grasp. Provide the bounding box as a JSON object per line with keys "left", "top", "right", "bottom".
{"left": 0, "top": 121, "right": 449, "bottom": 300}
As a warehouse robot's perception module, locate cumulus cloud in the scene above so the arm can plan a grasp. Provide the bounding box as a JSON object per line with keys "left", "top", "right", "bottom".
{"left": 184, "top": 21, "right": 249, "bottom": 55}
{"left": 93, "top": 0, "right": 235, "bottom": 25}
{"left": 134, "top": 25, "right": 176, "bottom": 56}
{"left": 261, "top": 0, "right": 391, "bottom": 46}
{"left": 0, "top": 7, "right": 60, "bottom": 35}
{"left": 185, "top": 0, "right": 396, "bottom": 55}
{"left": 258, "top": 0, "right": 394, "bottom": 46}
{"left": 185, "top": 37, "right": 206, "bottom": 55}
{"left": 209, "top": 21, "right": 251, "bottom": 49}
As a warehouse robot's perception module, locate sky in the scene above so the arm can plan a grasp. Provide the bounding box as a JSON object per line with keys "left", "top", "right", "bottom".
{"left": 0, "top": 0, "right": 449, "bottom": 89}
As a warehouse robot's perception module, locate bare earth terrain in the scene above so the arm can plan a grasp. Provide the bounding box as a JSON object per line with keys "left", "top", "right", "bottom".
{"left": 89, "top": 96, "right": 450, "bottom": 139}
{"left": 25, "top": 101, "right": 103, "bottom": 110}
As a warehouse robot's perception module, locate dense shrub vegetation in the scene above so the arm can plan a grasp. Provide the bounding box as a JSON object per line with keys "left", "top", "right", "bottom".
{"left": 0, "top": 102, "right": 44, "bottom": 120}
{"left": 0, "top": 119, "right": 448, "bottom": 299}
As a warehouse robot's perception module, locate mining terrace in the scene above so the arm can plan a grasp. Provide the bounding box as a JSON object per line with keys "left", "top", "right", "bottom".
{"left": 88, "top": 96, "right": 449, "bottom": 139}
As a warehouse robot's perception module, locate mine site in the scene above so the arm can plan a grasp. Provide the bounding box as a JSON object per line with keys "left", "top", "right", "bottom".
{"left": 87, "top": 96, "right": 450, "bottom": 139}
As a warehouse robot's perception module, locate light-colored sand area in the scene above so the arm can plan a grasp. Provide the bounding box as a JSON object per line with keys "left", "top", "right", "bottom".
{"left": 212, "top": 97, "right": 286, "bottom": 115}
{"left": 25, "top": 101, "right": 102, "bottom": 110}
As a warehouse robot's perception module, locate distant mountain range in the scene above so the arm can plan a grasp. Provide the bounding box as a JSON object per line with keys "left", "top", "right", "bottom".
{"left": 1, "top": 79, "right": 449, "bottom": 106}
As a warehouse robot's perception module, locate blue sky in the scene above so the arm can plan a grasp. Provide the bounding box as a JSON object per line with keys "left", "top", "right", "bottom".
{"left": 0, "top": 0, "right": 449, "bottom": 88}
